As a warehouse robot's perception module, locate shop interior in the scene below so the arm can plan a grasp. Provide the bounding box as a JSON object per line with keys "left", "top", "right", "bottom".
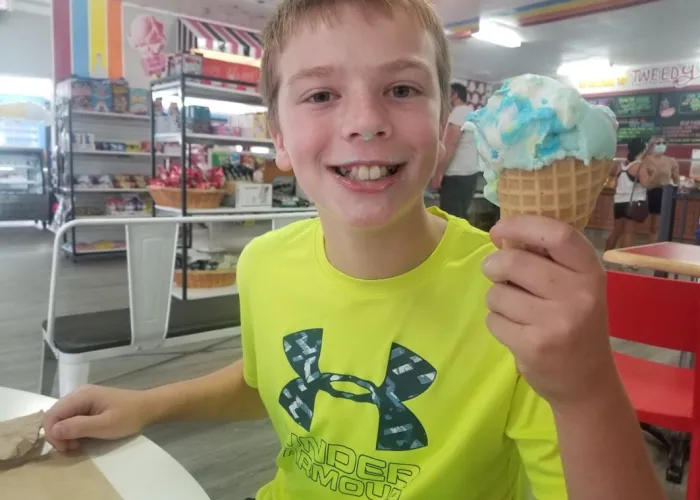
{"left": 0, "top": 0, "right": 699, "bottom": 498}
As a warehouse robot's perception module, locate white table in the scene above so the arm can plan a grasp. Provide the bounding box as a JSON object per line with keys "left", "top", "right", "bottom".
{"left": 0, "top": 387, "right": 210, "bottom": 500}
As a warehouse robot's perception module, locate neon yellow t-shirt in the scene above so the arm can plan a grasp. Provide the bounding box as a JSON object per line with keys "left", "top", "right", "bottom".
{"left": 238, "top": 207, "right": 566, "bottom": 500}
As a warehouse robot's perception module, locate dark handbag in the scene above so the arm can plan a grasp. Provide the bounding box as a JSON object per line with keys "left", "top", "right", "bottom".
{"left": 625, "top": 164, "right": 649, "bottom": 223}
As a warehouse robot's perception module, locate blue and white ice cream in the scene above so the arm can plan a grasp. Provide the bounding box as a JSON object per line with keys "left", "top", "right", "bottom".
{"left": 466, "top": 74, "right": 618, "bottom": 205}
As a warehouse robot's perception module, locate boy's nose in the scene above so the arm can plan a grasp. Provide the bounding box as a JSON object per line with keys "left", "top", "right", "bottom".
{"left": 340, "top": 95, "right": 392, "bottom": 142}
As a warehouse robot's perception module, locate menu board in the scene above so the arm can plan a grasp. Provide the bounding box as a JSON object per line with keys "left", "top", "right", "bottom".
{"left": 592, "top": 89, "right": 700, "bottom": 144}
{"left": 617, "top": 118, "right": 661, "bottom": 144}
{"left": 614, "top": 94, "right": 658, "bottom": 118}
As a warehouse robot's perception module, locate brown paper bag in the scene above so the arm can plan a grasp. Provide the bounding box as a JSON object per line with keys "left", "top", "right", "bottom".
{"left": 0, "top": 411, "right": 44, "bottom": 461}
{"left": 0, "top": 452, "right": 123, "bottom": 499}
{"left": 0, "top": 412, "right": 123, "bottom": 499}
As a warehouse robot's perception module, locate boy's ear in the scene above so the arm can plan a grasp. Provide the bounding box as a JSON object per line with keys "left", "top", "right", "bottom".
{"left": 270, "top": 129, "right": 293, "bottom": 172}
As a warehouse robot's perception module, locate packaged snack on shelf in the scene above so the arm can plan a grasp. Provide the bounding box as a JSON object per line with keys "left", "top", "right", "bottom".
{"left": 72, "top": 133, "right": 96, "bottom": 151}
{"left": 125, "top": 142, "right": 142, "bottom": 153}
{"left": 105, "top": 196, "right": 125, "bottom": 214}
{"left": 167, "top": 53, "right": 204, "bottom": 77}
{"left": 201, "top": 58, "right": 260, "bottom": 90}
{"left": 91, "top": 79, "right": 113, "bottom": 113}
{"left": 114, "top": 175, "right": 135, "bottom": 188}
{"left": 132, "top": 175, "right": 149, "bottom": 188}
{"left": 252, "top": 113, "right": 269, "bottom": 139}
{"left": 74, "top": 175, "right": 94, "bottom": 188}
{"left": 129, "top": 88, "right": 150, "bottom": 115}
{"left": 97, "top": 175, "right": 113, "bottom": 189}
{"left": 111, "top": 79, "right": 130, "bottom": 113}
{"left": 73, "top": 80, "right": 92, "bottom": 111}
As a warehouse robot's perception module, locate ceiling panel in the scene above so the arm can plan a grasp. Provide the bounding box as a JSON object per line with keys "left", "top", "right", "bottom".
{"left": 451, "top": 0, "right": 700, "bottom": 81}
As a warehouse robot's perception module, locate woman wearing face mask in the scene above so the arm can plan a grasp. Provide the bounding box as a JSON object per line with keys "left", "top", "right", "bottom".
{"left": 643, "top": 136, "right": 680, "bottom": 242}
{"left": 605, "top": 137, "right": 652, "bottom": 250}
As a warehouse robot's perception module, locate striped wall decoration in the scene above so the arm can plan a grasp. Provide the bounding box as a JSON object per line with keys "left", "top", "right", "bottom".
{"left": 445, "top": 0, "right": 659, "bottom": 36}
{"left": 178, "top": 18, "right": 263, "bottom": 59}
{"left": 53, "top": 0, "right": 124, "bottom": 81}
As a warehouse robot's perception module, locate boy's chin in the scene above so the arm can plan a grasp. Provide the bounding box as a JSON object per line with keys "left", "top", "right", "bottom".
{"left": 321, "top": 198, "right": 418, "bottom": 230}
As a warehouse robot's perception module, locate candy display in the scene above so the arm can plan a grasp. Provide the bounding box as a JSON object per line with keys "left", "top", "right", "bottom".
{"left": 174, "top": 250, "right": 238, "bottom": 289}
{"left": 148, "top": 164, "right": 226, "bottom": 209}
{"left": 468, "top": 73, "right": 618, "bottom": 232}
{"left": 105, "top": 194, "right": 152, "bottom": 216}
{"left": 56, "top": 77, "right": 140, "bottom": 115}
{"left": 72, "top": 174, "right": 151, "bottom": 190}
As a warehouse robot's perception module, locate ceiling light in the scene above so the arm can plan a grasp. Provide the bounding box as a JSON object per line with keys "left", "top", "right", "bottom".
{"left": 557, "top": 58, "right": 612, "bottom": 77}
{"left": 472, "top": 21, "right": 522, "bottom": 48}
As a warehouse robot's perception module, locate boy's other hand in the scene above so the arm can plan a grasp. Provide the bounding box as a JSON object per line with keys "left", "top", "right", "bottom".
{"left": 482, "top": 215, "right": 617, "bottom": 409}
{"left": 43, "top": 385, "right": 151, "bottom": 452}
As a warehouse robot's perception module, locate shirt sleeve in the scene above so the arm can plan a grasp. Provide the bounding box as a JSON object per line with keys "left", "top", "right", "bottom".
{"left": 236, "top": 246, "right": 258, "bottom": 388}
{"left": 447, "top": 105, "right": 470, "bottom": 127}
{"left": 506, "top": 376, "right": 568, "bottom": 500}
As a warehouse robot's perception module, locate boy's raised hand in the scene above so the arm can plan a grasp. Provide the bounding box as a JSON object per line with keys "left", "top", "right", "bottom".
{"left": 482, "top": 215, "right": 617, "bottom": 408}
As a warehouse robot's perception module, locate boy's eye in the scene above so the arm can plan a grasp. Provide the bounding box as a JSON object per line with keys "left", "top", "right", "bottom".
{"left": 391, "top": 85, "right": 418, "bottom": 98}
{"left": 307, "top": 91, "right": 334, "bottom": 103}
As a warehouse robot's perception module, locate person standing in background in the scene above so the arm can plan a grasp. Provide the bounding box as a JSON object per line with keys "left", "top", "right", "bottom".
{"left": 643, "top": 136, "right": 679, "bottom": 242}
{"left": 430, "top": 82, "right": 480, "bottom": 219}
{"left": 605, "top": 138, "right": 652, "bottom": 250}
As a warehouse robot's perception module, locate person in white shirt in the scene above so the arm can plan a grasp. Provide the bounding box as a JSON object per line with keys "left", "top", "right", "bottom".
{"left": 430, "top": 83, "right": 480, "bottom": 219}
{"left": 605, "top": 137, "right": 652, "bottom": 250}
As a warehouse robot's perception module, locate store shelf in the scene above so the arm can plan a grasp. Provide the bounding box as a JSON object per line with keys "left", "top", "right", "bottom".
{"left": 72, "top": 150, "right": 177, "bottom": 158}
{"left": 0, "top": 146, "right": 44, "bottom": 154}
{"left": 155, "top": 133, "right": 274, "bottom": 148}
{"left": 152, "top": 80, "right": 264, "bottom": 106}
{"left": 62, "top": 243, "right": 126, "bottom": 255}
{"left": 156, "top": 205, "right": 317, "bottom": 215}
{"left": 70, "top": 110, "right": 150, "bottom": 120}
{"left": 74, "top": 212, "right": 151, "bottom": 219}
{"left": 0, "top": 179, "right": 42, "bottom": 185}
{"left": 172, "top": 283, "right": 238, "bottom": 300}
{"left": 71, "top": 187, "right": 149, "bottom": 193}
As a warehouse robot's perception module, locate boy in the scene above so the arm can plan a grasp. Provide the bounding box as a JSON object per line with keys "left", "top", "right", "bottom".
{"left": 44, "top": 1, "right": 665, "bottom": 499}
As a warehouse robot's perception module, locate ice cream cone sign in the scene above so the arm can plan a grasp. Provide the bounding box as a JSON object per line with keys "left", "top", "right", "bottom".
{"left": 129, "top": 14, "right": 167, "bottom": 78}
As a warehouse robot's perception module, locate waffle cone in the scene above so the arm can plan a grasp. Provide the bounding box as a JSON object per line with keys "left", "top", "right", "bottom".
{"left": 498, "top": 157, "right": 610, "bottom": 232}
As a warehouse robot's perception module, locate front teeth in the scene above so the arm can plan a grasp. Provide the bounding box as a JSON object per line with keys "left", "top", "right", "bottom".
{"left": 343, "top": 165, "right": 394, "bottom": 181}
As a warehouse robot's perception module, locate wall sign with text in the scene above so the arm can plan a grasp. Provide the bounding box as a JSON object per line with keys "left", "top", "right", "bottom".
{"left": 576, "top": 60, "right": 700, "bottom": 95}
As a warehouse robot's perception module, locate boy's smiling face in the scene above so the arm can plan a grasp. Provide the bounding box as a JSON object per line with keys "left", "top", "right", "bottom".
{"left": 271, "top": 6, "right": 445, "bottom": 228}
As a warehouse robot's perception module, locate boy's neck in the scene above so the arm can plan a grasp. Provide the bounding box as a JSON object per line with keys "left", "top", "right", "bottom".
{"left": 321, "top": 202, "right": 447, "bottom": 280}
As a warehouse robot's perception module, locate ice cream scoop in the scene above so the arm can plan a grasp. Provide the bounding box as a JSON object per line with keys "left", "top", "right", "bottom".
{"left": 467, "top": 74, "right": 618, "bottom": 206}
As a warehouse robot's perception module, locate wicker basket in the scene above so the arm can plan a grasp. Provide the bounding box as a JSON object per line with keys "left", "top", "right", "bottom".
{"left": 148, "top": 187, "right": 226, "bottom": 209}
{"left": 173, "top": 269, "right": 237, "bottom": 289}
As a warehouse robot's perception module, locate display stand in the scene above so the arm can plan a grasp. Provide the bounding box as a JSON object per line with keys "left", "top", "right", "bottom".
{"left": 52, "top": 83, "right": 174, "bottom": 259}
{"left": 150, "top": 73, "right": 317, "bottom": 300}
{"left": 0, "top": 145, "right": 49, "bottom": 224}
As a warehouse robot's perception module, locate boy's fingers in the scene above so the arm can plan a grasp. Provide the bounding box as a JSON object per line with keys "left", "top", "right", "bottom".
{"left": 485, "top": 311, "right": 530, "bottom": 354}
{"left": 50, "top": 414, "right": 112, "bottom": 441}
{"left": 486, "top": 283, "right": 545, "bottom": 325}
{"left": 490, "top": 216, "right": 600, "bottom": 274}
{"left": 482, "top": 248, "right": 571, "bottom": 299}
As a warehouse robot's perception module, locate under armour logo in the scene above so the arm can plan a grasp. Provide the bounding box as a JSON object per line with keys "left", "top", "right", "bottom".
{"left": 279, "top": 329, "right": 437, "bottom": 452}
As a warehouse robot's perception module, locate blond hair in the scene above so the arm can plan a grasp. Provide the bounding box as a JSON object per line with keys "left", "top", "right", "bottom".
{"left": 259, "top": 0, "right": 452, "bottom": 132}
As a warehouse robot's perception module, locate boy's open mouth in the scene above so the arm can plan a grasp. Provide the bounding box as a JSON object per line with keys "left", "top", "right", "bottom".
{"left": 329, "top": 163, "right": 404, "bottom": 181}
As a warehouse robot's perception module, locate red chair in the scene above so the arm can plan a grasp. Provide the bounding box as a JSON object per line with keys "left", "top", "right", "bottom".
{"left": 607, "top": 270, "right": 700, "bottom": 496}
